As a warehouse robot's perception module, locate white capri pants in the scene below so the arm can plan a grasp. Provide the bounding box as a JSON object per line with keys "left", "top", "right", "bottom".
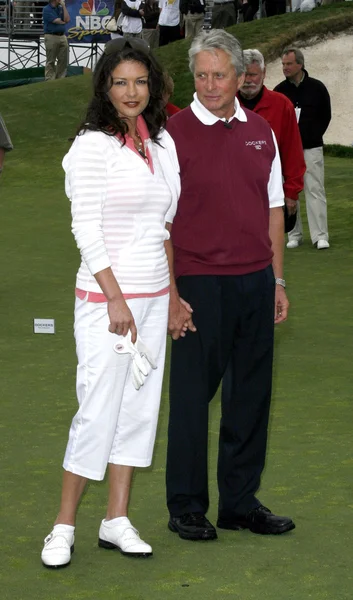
{"left": 63, "top": 293, "right": 169, "bottom": 481}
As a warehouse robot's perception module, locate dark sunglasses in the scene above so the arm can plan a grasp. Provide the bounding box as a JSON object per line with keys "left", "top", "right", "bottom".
{"left": 104, "top": 38, "right": 150, "bottom": 56}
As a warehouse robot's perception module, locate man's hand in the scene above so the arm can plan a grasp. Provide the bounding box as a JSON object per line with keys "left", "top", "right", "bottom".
{"left": 168, "top": 295, "right": 197, "bottom": 340}
{"left": 274, "top": 285, "right": 289, "bottom": 324}
{"left": 285, "top": 197, "right": 297, "bottom": 216}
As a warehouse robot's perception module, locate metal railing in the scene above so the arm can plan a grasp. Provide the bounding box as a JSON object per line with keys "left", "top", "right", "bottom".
{"left": 0, "top": 0, "right": 102, "bottom": 71}
{"left": 0, "top": 0, "right": 45, "bottom": 36}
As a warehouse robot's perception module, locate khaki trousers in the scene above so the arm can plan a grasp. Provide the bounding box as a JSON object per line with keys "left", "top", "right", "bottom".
{"left": 44, "top": 34, "right": 69, "bottom": 81}
{"left": 184, "top": 13, "right": 204, "bottom": 39}
{"left": 123, "top": 32, "right": 143, "bottom": 39}
{"left": 288, "top": 147, "right": 329, "bottom": 245}
{"left": 142, "top": 28, "right": 160, "bottom": 48}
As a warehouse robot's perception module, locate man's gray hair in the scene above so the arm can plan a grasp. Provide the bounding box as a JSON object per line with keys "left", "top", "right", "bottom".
{"left": 189, "top": 30, "right": 244, "bottom": 76}
{"left": 243, "top": 49, "right": 265, "bottom": 71}
{"left": 282, "top": 47, "right": 305, "bottom": 68}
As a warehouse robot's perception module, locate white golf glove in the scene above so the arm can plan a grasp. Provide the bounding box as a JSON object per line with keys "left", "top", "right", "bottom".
{"left": 113, "top": 332, "right": 157, "bottom": 390}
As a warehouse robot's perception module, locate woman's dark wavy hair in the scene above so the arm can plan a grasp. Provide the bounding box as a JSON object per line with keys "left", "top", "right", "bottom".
{"left": 76, "top": 46, "right": 167, "bottom": 143}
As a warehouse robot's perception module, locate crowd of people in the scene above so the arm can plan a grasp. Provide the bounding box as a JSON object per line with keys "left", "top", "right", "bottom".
{"left": 4, "top": 0, "right": 325, "bottom": 80}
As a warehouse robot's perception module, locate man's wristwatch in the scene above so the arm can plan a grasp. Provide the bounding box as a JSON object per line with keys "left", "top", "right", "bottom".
{"left": 275, "top": 278, "right": 286, "bottom": 288}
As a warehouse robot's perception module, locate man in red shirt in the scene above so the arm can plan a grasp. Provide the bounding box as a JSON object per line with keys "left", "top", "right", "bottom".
{"left": 238, "top": 49, "right": 305, "bottom": 226}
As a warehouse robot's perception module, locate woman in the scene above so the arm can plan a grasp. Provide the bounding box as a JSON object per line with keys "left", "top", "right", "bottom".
{"left": 41, "top": 38, "right": 190, "bottom": 569}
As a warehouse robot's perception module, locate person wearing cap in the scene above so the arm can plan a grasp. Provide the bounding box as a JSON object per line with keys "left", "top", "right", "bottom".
{"left": 41, "top": 38, "right": 188, "bottom": 569}
{"left": 42, "top": 0, "right": 70, "bottom": 80}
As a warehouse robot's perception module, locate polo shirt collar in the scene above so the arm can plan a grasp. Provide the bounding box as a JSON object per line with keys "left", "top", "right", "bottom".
{"left": 190, "top": 92, "right": 247, "bottom": 126}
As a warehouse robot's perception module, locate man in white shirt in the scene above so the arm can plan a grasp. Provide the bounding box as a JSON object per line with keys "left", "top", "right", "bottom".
{"left": 158, "top": 0, "right": 180, "bottom": 46}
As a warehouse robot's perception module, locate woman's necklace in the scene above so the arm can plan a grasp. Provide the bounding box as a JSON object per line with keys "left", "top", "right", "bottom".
{"left": 133, "top": 130, "right": 147, "bottom": 159}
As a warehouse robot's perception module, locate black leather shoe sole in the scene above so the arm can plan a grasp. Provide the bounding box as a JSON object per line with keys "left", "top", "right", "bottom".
{"left": 168, "top": 519, "right": 218, "bottom": 541}
{"left": 217, "top": 519, "right": 296, "bottom": 535}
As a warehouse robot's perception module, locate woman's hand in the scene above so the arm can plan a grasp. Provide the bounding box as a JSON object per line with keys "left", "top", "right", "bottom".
{"left": 93, "top": 267, "right": 137, "bottom": 342}
{"left": 108, "top": 297, "right": 137, "bottom": 343}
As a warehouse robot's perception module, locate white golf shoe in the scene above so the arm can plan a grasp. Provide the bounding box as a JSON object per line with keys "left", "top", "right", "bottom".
{"left": 41, "top": 524, "right": 75, "bottom": 568}
{"left": 317, "top": 239, "right": 330, "bottom": 249}
{"left": 98, "top": 517, "right": 152, "bottom": 557}
{"left": 286, "top": 239, "right": 303, "bottom": 249}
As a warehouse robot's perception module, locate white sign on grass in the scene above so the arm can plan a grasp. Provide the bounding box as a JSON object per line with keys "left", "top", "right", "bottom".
{"left": 33, "top": 318, "right": 56, "bottom": 334}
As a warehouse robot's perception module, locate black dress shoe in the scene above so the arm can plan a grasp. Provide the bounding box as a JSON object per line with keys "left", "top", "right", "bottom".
{"left": 168, "top": 512, "right": 218, "bottom": 541}
{"left": 217, "top": 505, "right": 295, "bottom": 535}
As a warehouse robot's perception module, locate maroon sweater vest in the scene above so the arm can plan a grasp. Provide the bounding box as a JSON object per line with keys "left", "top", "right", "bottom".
{"left": 166, "top": 106, "right": 276, "bottom": 279}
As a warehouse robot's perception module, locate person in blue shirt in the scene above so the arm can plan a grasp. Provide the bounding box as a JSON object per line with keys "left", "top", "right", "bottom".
{"left": 42, "top": 0, "right": 70, "bottom": 80}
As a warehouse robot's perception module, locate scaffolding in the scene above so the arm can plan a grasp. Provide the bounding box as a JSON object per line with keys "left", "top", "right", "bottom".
{"left": 0, "top": 0, "right": 100, "bottom": 71}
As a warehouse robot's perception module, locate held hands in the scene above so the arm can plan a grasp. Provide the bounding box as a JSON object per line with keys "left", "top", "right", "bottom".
{"left": 274, "top": 286, "right": 289, "bottom": 324}
{"left": 108, "top": 297, "right": 137, "bottom": 343}
{"left": 168, "top": 294, "right": 197, "bottom": 340}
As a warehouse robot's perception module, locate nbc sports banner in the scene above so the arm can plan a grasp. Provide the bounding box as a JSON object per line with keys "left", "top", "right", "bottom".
{"left": 65, "top": 0, "right": 115, "bottom": 43}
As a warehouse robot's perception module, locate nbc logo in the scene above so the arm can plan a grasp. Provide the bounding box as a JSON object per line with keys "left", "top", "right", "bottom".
{"left": 67, "top": 0, "right": 113, "bottom": 40}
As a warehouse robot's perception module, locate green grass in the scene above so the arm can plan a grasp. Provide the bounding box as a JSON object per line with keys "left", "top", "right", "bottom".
{"left": 1, "top": 6, "right": 353, "bottom": 599}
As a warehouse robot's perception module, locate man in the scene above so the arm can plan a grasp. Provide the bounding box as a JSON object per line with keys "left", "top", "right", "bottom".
{"left": 274, "top": 48, "right": 331, "bottom": 250}
{"left": 211, "top": 0, "right": 237, "bottom": 29}
{"left": 121, "top": 0, "right": 145, "bottom": 38}
{"left": 180, "top": 0, "right": 205, "bottom": 40}
{"left": 43, "top": 0, "right": 70, "bottom": 81}
{"left": 166, "top": 29, "right": 295, "bottom": 541}
{"left": 238, "top": 49, "right": 305, "bottom": 227}
{"left": 158, "top": 0, "right": 180, "bottom": 46}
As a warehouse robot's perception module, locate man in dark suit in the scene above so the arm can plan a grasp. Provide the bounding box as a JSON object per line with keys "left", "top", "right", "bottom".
{"left": 275, "top": 47, "right": 331, "bottom": 250}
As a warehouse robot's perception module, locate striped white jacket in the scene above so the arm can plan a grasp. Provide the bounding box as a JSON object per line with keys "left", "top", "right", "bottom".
{"left": 63, "top": 128, "right": 180, "bottom": 295}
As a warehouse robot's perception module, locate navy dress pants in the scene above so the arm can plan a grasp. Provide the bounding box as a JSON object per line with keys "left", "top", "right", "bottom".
{"left": 166, "top": 267, "right": 275, "bottom": 518}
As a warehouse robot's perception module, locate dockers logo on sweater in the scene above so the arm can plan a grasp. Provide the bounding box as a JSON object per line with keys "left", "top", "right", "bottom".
{"left": 245, "top": 140, "right": 267, "bottom": 150}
